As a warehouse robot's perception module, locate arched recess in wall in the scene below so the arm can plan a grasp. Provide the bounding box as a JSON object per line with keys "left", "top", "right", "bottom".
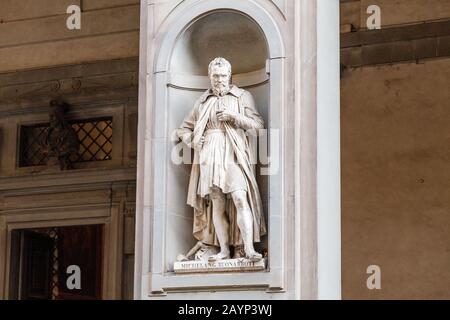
{"left": 167, "top": 11, "right": 270, "bottom": 270}
{"left": 170, "top": 12, "right": 269, "bottom": 89}
{"left": 149, "top": 0, "right": 286, "bottom": 291}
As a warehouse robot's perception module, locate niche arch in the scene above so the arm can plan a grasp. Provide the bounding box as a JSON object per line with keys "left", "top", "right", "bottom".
{"left": 149, "top": 0, "right": 286, "bottom": 295}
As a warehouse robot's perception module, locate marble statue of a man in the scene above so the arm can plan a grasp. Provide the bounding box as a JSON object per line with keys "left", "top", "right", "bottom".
{"left": 177, "top": 57, "right": 266, "bottom": 262}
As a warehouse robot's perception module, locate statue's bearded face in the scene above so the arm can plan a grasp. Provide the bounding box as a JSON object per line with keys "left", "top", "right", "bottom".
{"left": 210, "top": 65, "right": 231, "bottom": 96}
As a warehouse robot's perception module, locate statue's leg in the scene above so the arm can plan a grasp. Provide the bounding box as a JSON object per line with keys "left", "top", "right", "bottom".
{"left": 231, "top": 190, "right": 262, "bottom": 261}
{"left": 208, "top": 187, "right": 230, "bottom": 261}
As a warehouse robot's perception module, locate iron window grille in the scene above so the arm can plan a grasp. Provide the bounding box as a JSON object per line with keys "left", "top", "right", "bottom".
{"left": 19, "top": 117, "right": 113, "bottom": 167}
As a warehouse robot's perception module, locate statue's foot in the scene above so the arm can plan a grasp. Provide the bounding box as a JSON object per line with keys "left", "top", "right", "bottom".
{"left": 208, "top": 251, "right": 230, "bottom": 261}
{"left": 246, "top": 251, "right": 263, "bottom": 262}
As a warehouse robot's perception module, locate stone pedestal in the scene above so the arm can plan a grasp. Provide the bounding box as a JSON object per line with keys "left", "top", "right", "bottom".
{"left": 174, "top": 259, "right": 266, "bottom": 274}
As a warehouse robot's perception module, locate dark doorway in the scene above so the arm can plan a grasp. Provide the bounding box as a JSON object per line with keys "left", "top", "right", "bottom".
{"left": 9, "top": 225, "right": 103, "bottom": 300}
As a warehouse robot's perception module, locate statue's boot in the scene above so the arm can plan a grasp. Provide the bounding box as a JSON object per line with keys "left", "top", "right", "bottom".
{"left": 208, "top": 251, "right": 230, "bottom": 261}
{"left": 246, "top": 251, "right": 263, "bottom": 262}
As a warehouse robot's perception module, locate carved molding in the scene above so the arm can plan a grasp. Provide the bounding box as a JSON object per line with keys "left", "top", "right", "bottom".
{"left": 271, "top": 0, "right": 287, "bottom": 19}
{"left": 0, "top": 168, "right": 136, "bottom": 192}
{"left": 0, "top": 58, "right": 139, "bottom": 116}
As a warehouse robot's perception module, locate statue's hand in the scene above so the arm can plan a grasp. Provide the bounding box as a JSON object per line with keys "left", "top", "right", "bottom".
{"left": 194, "top": 136, "right": 205, "bottom": 151}
{"left": 217, "top": 109, "right": 237, "bottom": 122}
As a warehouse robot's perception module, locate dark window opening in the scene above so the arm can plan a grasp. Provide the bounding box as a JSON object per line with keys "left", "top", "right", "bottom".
{"left": 19, "top": 118, "right": 113, "bottom": 167}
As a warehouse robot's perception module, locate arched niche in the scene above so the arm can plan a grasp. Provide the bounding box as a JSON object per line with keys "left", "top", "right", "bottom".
{"left": 170, "top": 11, "right": 269, "bottom": 88}
{"left": 165, "top": 11, "right": 271, "bottom": 273}
{"left": 149, "top": 0, "right": 286, "bottom": 294}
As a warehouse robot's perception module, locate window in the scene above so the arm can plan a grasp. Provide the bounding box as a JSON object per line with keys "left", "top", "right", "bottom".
{"left": 19, "top": 118, "right": 113, "bottom": 167}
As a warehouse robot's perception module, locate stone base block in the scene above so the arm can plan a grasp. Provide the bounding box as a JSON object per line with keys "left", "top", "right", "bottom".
{"left": 174, "top": 258, "right": 266, "bottom": 274}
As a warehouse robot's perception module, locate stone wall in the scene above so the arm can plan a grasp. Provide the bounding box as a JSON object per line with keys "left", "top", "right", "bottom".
{"left": 0, "top": 0, "right": 139, "bottom": 73}
{"left": 1, "top": 0, "right": 449, "bottom": 300}
{"left": 0, "top": 57, "right": 138, "bottom": 300}
{"left": 0, "top": 1, "right": 139, "bottom": 299}
{"left": 341, "top": 0, "right": 450, "bottom": 299}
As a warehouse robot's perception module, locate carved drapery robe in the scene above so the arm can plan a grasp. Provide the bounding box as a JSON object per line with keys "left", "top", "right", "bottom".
{"left": 177, "top": 86, "right": 267, "bottom": 247}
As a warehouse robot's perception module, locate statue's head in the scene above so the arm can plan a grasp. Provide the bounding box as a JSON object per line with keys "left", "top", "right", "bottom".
{"left": 208, "top": 57, "right": 232, "bottom": 96}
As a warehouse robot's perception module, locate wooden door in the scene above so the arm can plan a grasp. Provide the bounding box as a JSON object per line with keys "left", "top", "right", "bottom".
{"left": 57, "top": 225, "right": 103, "bottom": 300}
{"left": 20, "top": 231, "right": 54, "bottom": 300}
{"left": 11, "top": 225, "right": 104, "bottom": 300}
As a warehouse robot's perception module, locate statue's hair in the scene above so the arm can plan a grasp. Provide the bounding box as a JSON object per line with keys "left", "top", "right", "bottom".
{"left": 208, "top": 57, "right": 232, "bottom": 76}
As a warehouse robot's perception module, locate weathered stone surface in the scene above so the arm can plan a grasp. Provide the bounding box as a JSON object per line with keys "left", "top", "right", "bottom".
{"left": 341, "top": 58, "right": 450, "bottom": 299}
{"left": 341, "top": 20, "right": 450, "bottom": 48}
{"left": 0, "top": 31, "right": 139, "bottom": 73}
{"left": 83, "top": 0, "right": 139, "bottom": 11}
{"left": 340, "top": 20, "right": 450, "bottom": 67}
{"left": 360, "top": 0, "right": 450, "bottom": 28}
{"left": 0, "top": 0, "right": 80, "bottom": 22}
{"left": 0, "top": 5, "right": 139, "bottom": 48}
{"left": 0, "top": 1, "right": 139, "bottom": 73}
{"left": 340, "top": 0, "right": 361, "bottom": 30}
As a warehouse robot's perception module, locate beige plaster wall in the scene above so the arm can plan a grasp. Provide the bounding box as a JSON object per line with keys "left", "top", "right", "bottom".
{"left": 341, "top": 57, "right": 450, "bottom": 299}
{"left": 341, "top": 0, "right": 450, "bottom": 299}
{"left": 341, "top": 0, "right": 450, "bottom": 31}
{"left": 0, "top": 0, "right": 139, "bottom": 73}
{"left": 0, "top": 2, "right": 139, "bottom": 299}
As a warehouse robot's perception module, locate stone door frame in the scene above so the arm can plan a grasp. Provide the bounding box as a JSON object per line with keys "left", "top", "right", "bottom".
{"left": 0, "top": 200, "right": 123, "bottom": 300}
